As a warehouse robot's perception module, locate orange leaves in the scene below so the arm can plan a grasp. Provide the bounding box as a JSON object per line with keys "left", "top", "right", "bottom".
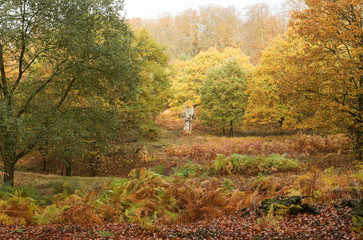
{"left": 289, "top": 0, "right": 363, "bottom": 159}
{"left": 166, "top": 134, "right": 350, "bottom": 162}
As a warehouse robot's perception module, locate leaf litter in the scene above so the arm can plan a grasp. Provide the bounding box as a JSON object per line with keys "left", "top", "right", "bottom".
{"left": 0, "top": 205, "right": 360, "bottom": 239}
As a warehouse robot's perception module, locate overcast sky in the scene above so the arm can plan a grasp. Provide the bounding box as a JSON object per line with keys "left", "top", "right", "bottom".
{"left": 124, "top": 0, "right": 286, "bottom": 19}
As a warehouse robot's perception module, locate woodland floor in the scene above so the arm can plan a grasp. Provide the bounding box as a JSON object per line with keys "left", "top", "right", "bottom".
{"left": 0, "top": 206, "right": 359, "bottom": 239}
{"left": 1, "top": 116, "right": 363, "bottom": 239}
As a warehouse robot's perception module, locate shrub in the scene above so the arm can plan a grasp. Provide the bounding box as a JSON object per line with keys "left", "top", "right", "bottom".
{"left": 213, "top": 154, "right": 301, "bottom": 175}
{"left": 173, "top": 162, "right": 210, "bottom": 178}
{"left": 0, "top": 190, "right": 40, "bottom": 225}
{"left": 139, "top": 121, "right": 161, "bottom": 141}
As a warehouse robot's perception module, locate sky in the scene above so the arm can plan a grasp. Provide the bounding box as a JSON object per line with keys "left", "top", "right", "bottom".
{"left": 124, "top": 0, "right": 286, "bottom": 19}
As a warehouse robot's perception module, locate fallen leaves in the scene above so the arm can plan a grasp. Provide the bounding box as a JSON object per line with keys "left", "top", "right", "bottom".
{"left": 0, "top": 205, "right": 360, "bottom": 239}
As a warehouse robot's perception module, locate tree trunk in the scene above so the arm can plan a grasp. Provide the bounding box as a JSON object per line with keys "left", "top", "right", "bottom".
{"left": 3, "top": 159, "right": 16, "bottom": 186}
{"left": 2, "top": 131, "right": 18, "bottom": 186}
{"left": 230, "top": 120, "right": 234, "bottom": 137}
{"left": 182, "top": 106, "right": 196, "bottom": 134}
{"left": 355, "top": 129, "right": 362, "bottom": 161}
{"left": 40, "top": 145, "right": 48, "bottom": 173}
{"left": 65, "top": 160, "right": 72, "bottom": 176}
{"left": 89, "top": 158, "right": 98, "bottom": 177}
{"left": 278, "top": 117, "right": 285, "bottom": 135}
{"left": 183, "top": 120, "right": 191, "bottom": 133}
{"left": 42, "top": 154, "right": 47, "bottom": 173}
{"left": 358, "top": 73, "right": 363, "bottom": 161}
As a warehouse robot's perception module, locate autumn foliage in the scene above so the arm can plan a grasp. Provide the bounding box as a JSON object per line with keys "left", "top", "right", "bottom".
{"left": 166, "top": 134, "right": 351, "bottom": 162}
{"left": 1, "top": 0, "right": 363, "bottom": 238}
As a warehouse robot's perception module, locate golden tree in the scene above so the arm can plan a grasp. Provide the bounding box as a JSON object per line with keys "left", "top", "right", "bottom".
{"left": 291, "top": 0, "right": 363, "bottom": 160}
{"left": 169, "top": 48, "right": 253, "bottom": 109}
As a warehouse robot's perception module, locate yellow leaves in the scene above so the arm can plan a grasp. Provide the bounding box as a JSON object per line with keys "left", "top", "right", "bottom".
{"left": 0, "top": 212, "right": 15, "bottom": 225}
{"left": 0, "top": 192, "right": 41, "bottom": 225}
{"left": 169, "top": 47, "right": 253, "bottom": 108}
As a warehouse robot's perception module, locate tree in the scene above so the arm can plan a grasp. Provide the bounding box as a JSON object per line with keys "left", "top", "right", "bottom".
{"left": 174, "top": 9, "right": 200, "bottom": 56}
{"left": 241, "top": 4, "right": 286, "bottom": 64}
{"left": 138, "top": 5, "right": 244, "bottom": 60}
{"left": 120, "top": 27, "right": 170, "bottom": 140}
{"left": 0, "top": 0, "right": 140, "bottom": 185}
{"left": 169, "top": 47, "right": 253, "bottom": 109}
{"left": 182, "top": 106, "right": 196, "bottom": 134}
{"left": 198, "top": 5, "right": 241, "bottom": 50}
{"left": 244, "top": 33, "right": 310, "bottom": 133}
{"left": 200, "top": 58, "right": 248, "bottom": 136}
{"left": 291, "top": 0, "right": 363, "bottom": 160}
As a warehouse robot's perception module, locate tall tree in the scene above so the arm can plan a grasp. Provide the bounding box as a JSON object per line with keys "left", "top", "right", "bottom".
{"left": 169, "top": 48, "right": 253, "bottom": 109}
{"left": 174, "top": 9, "right": 200, "bottom": 56}
{"left": 244, "top": 33, "right": 315, "bottom": 133}
{"left": 0, "top": 0, "right": 139, "bottom": 185}
{"left": 198, "top": 5, "right": 241, "bottom": 50}
{"left": 120, "top": 27, "right": 170, "bottom": 139}
{"left": 138, "top": 5, "right": 245, "bottom": 60}
{"left": 242, "top": 4, "right": 286, "bottom": 64}
{"left": 201, "top": 58, "right": 248, "bottom": 136}
{"left": 291, "top": 0, "right": 363, "bottom": 160}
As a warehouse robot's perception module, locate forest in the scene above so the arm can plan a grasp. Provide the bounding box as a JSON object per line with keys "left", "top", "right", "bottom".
{"left": 0, "top": 0, "right": 362, "bottom": 239}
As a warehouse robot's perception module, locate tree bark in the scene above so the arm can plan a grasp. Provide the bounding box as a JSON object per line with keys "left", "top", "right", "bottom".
{"left": 357, "top": 73, "right": 363, "bottom": 161}
{"left": 355, "top": 129, "right": 362, "bottom": 161}
{"left": 89, "top": 158, "right": 98, "bottom": 177}
{"left": 279, "top": 117, "right": 285, "bottom": 135}
{"left": 2, "top": 129, "right": 18, "bottom": 186}
{"left": 3, "top": 160, "right": 15, "bottom": 186}
{"left": 230, "top": 120, "right": 234, "bottom": 137}
{"left": 3, "top": 136, "right": 17, "bottom": 185}
{"left": 41, "top": 151, "right": 47, "bottom": 173}
{"left": 182, "top": 106, "right": 196, "bottom": 134}
{"left": 65, "top": 160, "right": 72, "bottom": 176}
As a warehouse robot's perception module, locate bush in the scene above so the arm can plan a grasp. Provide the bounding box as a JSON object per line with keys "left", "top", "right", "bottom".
{"left": 213, "top": 154, "right": 301, "bottom": 175}
{"left": 173, "top": 162, "right": 210, "bottom": 178}
{"left": 0, "top": 190, "right": 40, "bottom": 225}
{"left": 139, "top": 121, "right": 161, "bottom": 141}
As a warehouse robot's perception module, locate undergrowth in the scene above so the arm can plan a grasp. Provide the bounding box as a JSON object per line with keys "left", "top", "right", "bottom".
{"left": 213, "top": 154, "right": 301, "bottom": 175}
{"left": 0, "top": 163, "right": 361, "bottom": 227}
{"left": 0, "top": 132, "right": 360, "bottom": 228}
{"left": 166, "top": 134, "right": 351, "bottom": 162}
{"left": 0, "top": 168, "right": 245, "bottom": 226}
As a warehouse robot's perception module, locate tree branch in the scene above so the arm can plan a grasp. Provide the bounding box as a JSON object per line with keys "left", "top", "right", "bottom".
{"left": 0, "top": 43, "right": 7, "bottom": 96}
{"left": 14, "top": 43, "right": 26, "bottom": 93}
{"left": 54, "top": 77, "right": 76, "bottom": 111}
{"left": 15, "top": 0, "right": 27, "bottom": 92}
{"left": 16, "top": 74, "right": 56, "bottom": 117}
{"left": 16, "top": 59, "right": 73, "bottom": 117}
{"left": 16, "top": 143, "right": 35, "bottom": 160}
{"left": 10, "top": 46, "right": 55, "bottom": 95}
{"left": 10, "top": 4, "right": 47, "bottom": 95}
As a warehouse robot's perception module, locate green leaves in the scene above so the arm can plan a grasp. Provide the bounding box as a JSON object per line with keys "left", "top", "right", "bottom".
{"left": 0, "top": 0, "right": 140, "bottom": 183}
{"left": 212, "top": 153, "right": 301, "bottom": 175}
{"left": 201, "top": 58, "right": 248, "bottom": 135}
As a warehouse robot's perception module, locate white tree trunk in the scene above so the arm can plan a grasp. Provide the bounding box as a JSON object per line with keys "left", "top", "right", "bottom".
{"left": 182, "top": 106, "right": 196, "bottom": 134}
